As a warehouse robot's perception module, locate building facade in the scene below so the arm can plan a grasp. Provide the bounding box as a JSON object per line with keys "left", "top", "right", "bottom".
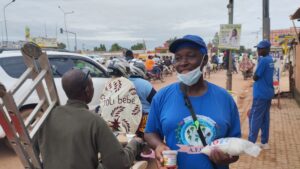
{"left": 270, "top": 27, "right": 300, "bottom": 47}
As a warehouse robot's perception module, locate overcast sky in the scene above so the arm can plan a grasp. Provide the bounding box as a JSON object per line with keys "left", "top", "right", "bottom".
{"left": 0, "top": 0, "right": 298, "bottom": 50}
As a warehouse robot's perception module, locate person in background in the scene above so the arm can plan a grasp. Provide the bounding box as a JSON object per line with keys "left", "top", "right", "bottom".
{"left": 163, "top": 56, "right": 172, "bottom": 67}
{"left": 144, "top": 35, "right": 241, "bottom": 169}
{"left": 239, "top": 53, "right": 254, "bottom": 80}
{"left": 37, "top": 69, "right": 144, "bottom": 169}
{"left": 129, "top": 61, "right": 157, "bottom": 138}
{"left": 218, "top": 53, "right": 224, "bottom": 70}
{"left": 248, "top": 40, "right": 274, "bottom": 150}
{"left": 145, "top": 55, "right": 155, "bottom": 72}
{"left": 145, "top": 55, "right": 162, "bottom": 80}
{"left": 125, "top": 50, "right": 134, "bottom": 61}
{"left": 211, "top": 53, "right": 219, "bottom": 72}
{"left": 231, "top": 53, "right": 238, "bottom": 74}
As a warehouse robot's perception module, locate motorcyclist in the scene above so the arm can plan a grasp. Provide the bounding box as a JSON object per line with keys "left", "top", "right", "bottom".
{"left": 145, "top": 55, "right": 162, "bottom": 81}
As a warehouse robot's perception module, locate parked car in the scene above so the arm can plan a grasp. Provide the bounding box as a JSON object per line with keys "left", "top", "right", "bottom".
{"left": 0, "top": 50, "right": 111, "bottom": 138}
{"left": 88, "top": 55, "right": 106, "bottom": 65}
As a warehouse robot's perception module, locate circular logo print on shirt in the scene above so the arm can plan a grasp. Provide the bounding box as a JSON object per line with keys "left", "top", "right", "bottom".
{"left": 176, "top": 115, "right": 217, "bottom": 147}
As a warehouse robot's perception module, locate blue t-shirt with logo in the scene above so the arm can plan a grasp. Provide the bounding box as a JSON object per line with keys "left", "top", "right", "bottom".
{"left": 253, "top": 55, "right": 274, "bottom": 99}
{"left": 129, "top": 77, "right": 152, "bottom": 113}
{"left": 145, "top": 82, "right": 241, "bottom": 169}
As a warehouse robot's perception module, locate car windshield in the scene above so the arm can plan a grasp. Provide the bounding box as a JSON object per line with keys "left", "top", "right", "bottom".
{"left": 0, "top": 54, "right": 106, "bottom": 78}
{"left": 0, "top": 56, "right": 27, "bottom": 78}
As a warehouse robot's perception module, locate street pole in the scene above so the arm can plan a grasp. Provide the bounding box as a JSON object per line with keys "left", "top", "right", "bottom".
{"left": 262, "top": 0, "right": 270, "bottom": 40}
{"left": 3, "top": 0, "right": 16, "bottom": 47}
{"left": 72, "top": 32, "right": 77, "bottom": 51}
{"left": 58, "top": 6, "right": 74, "bottom": 50}
{"left": 226, "top": 0, "right": 234, "bottom": 90}
{"left": 1, "top": 21, "right": 4, "bottom": 46}
{"left": 62, "top": 29, "right": 77, "bottom": 52}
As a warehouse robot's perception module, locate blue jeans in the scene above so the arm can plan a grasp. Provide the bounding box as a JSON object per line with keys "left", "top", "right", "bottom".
{"left": 248, "top": 98, "right": 272, "bottom": 144}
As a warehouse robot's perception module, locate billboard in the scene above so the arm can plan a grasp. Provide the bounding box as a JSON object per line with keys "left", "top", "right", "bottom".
{"left": 218, "top": 24, "right": 242, "bottom": 50}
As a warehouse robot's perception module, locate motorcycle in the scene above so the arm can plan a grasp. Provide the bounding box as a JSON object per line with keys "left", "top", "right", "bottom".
{"left": 146, "top": 65, "right": 164, "bottom": 82}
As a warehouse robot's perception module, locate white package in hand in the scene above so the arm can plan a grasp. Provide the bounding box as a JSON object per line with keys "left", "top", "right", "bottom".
{"left": 201, "top": 137, "right": 261, "bottom": 157}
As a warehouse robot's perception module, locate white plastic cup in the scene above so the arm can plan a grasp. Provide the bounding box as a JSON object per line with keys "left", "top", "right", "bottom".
{"left": 162, "top": 150, "right": 178, "bottom": 168}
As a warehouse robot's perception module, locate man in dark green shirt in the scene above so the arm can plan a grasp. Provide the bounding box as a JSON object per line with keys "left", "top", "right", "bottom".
{"left": 37, "top": 69, "right": 143, "bottom": 169}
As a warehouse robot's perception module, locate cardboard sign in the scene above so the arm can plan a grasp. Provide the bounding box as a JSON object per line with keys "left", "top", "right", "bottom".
{"left": 99, "top": 77, "right": 142, "bottom": 134}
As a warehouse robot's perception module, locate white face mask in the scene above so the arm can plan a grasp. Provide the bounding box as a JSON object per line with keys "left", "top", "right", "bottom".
{"left": 176, "top": 56, "right": 205, "bottom": 86}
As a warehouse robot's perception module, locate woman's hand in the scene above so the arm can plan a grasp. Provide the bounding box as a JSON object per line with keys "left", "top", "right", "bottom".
{"left": 209, "top": 148, "right": 239, "bottom": 165}
{"left": 154, "top": 143, "right": 175, "bottom": 169}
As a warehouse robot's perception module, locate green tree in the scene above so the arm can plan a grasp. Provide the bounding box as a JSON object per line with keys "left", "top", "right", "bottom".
{"left": 131, "top": 43, "right": 145, "bottom": 50}
{"left": 94, "top": 44, "right": 107, "bottom": 52}
{"left": 212, "top": 32, "right": 219, "bottom": 47}
{"left": 110, "top": 43, "right": 123, "bottom": 52}
{"left": 99, "top": 44, "right": 106, "bottom": 51}
{"left": 57, "top": 42, "right": 66, "bottom": 49}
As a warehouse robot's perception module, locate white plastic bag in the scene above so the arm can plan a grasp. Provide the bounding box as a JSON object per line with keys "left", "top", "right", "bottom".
{"left": 201, "top": 137, "right": 261, "bottom": 157}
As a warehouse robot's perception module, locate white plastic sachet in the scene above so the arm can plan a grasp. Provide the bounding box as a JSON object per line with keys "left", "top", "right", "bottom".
{"left": 201, "top": 137, "right": 261, "bottom": 157}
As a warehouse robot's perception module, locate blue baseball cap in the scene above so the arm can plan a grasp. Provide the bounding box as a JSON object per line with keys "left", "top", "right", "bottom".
{"left": 169, "top": 35, "right": 207, "bottom": 54}
{"left": 255, "top": 40, "right": 271, "bottom": 49}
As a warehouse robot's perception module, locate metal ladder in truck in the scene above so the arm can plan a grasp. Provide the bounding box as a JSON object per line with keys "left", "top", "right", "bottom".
{"left": 0, "top": 42, "right": 59, "bottom": 169}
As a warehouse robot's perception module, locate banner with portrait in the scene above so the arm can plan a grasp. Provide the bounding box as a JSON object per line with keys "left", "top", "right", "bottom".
{"left": 218, "top": 24, "right": 242, "bottom": 50}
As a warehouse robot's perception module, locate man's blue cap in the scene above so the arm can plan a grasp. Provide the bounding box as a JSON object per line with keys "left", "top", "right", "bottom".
{"left": 255, "top": 40, "right": 271, "bottom": 49}
{"left": 169, "top": 35, "right": 207, "bottom": 54}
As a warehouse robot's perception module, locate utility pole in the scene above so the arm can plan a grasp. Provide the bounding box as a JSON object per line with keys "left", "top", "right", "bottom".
{"left": 262, "top": 0, "right": 270, "bottom": 40}
{"left": 44, "top": 23, "right": 48, "bottom": 38}
{"left": 3, "top": 0, "right": 16, "bottom": 47}
{"left": 58, "top": 6, "right": 74, "bottom": 50}
{"left": 60, "top": 28, "right": 77, "bottom": 51}
{"left": 226, "top": 0, "right": 234, "bottom": 90}
{"left": 1, "top": 21, "right": 4, "bottom": 46}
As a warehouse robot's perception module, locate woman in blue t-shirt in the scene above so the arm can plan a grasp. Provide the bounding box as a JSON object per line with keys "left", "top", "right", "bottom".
{"left": 144, "top": 35, "right": 241, "bottom": 169}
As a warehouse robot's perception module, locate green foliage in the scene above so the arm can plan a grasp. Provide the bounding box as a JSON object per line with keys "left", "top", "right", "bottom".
{"left": 57, "top": 42, "right": 66, "bottom": 49}
{"left": 94, "top": 44, "right": 106, "bottom": 52}
{"left": 110, "top": 43, "right": 123, "bottom": 52}
{"left": 131, "top": 43, "right": 145, "bottom": 50}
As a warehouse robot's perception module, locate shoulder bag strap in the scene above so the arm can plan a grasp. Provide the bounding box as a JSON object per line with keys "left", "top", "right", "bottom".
{"left": 181, "top": 83, "right": 207, "bottom": 146}
{"left": 180, "top": 83, "right": 218, "bottom": 169}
